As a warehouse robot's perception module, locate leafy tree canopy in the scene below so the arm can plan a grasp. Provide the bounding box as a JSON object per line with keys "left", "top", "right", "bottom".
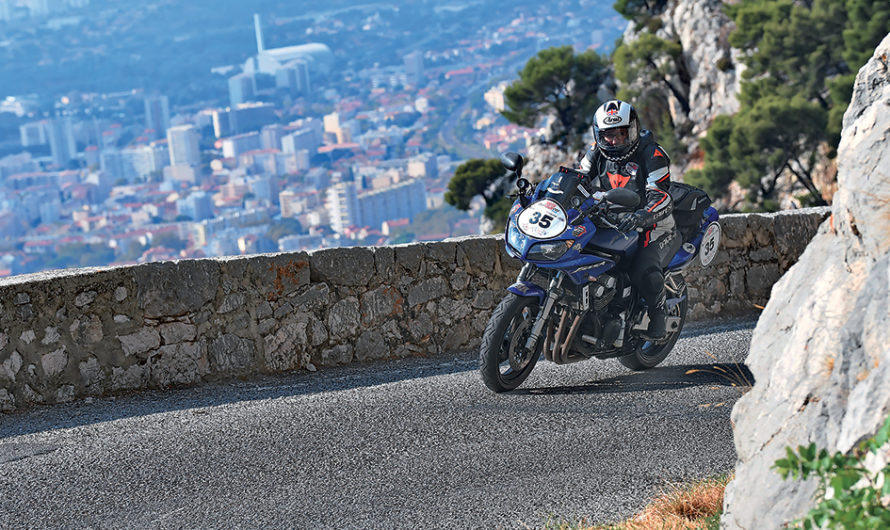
{"left": 445, "top": 158, "right": 514, "bottom": 227}
{"left": 690, "top": 0, "right": 889, "bottom": 208}
{"left": 690, "top": 95, "right": 828, "bottom": 206}
{"left": 501, "top": 46, "right": 610, "bottom": 148}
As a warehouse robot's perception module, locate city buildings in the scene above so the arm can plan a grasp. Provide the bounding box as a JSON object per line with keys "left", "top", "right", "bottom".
{"left": 144, "top": 95, "right": 171, "bottom": 139}
{"left": 166, "top": 125, "right": 201, "bottom": 166}
{"left": 228, "top": 74, "right": 256, "bottom": 107}
{"left": 46, "top": 117, "right": 77, "bottom": 168}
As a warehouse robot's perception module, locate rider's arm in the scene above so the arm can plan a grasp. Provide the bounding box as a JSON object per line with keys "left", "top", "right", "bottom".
{"left": 643, "top": 144, "right": 673, "bottom": 222}
{"left": 578, "top": 143, "right": 597, "bottom": 175}
{"left": 577, "top": 144, "right": 602, "bottom": 192}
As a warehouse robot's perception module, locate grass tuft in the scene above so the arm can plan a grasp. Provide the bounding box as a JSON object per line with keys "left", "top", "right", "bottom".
{"left": 547, "top": 475, "right": 731, "bottom": 530}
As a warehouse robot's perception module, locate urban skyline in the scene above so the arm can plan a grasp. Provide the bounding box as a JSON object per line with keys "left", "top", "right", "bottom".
{"left": 0, "top": 0, "right": 623, "bottom": 277}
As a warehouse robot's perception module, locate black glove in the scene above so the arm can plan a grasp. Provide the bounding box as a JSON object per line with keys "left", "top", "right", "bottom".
{"left": 617, "top": 209, "right": 654, "bottom": 233}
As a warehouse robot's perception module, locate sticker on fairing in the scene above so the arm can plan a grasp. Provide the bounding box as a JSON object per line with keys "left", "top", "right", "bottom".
{"left": 699, "top": 222, "right": 721, "bottom": 266}
{"left": 517, "top": 199, "right": 567, "bottom": 239}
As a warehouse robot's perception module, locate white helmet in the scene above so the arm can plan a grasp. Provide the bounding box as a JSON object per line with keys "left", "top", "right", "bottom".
{"left": 592, "top": 100, "right": 640, "bottom": 162}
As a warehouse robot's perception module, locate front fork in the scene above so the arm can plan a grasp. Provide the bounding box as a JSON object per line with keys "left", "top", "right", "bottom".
{"left": 523, "top": 270, "right": 564, "bottom": 353}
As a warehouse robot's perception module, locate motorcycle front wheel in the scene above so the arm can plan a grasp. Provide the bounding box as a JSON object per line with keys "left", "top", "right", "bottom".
{"left": 618, "top": 292, "right": 688, "bottom": 371}
{"left": 479, "top": 293, "right": 542, "bottom": 392}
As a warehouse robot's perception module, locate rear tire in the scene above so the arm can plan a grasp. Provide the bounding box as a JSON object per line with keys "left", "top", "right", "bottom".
{"left": 619, "top": 289, "right": 688, "bottom": 371}
{"left": 479, "top": 293, "right": 542, "bottom": 392}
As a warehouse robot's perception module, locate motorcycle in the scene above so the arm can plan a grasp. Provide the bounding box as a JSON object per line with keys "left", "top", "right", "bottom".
{"left": 479, "top": 151, "right": 721, "bottom": 392}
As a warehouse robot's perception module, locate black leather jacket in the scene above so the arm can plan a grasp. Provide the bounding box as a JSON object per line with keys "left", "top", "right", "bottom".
{"left": 578, "top": 130, "right": 675, "bottom": 241}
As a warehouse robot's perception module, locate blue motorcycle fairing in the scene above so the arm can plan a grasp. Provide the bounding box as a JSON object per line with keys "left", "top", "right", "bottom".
{"left": 506, "top": 198, "right": 628, "bottom": 285}
{"left": 507, "top": 281, "right": 547, "bottom": 304}
{"left": 666, "top": 206, "right": 720, "bottom": 271}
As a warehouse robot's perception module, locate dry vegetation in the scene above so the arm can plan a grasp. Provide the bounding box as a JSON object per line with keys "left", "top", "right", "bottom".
{"left": 542, "top": 475, "right": 731, "bottom": 530}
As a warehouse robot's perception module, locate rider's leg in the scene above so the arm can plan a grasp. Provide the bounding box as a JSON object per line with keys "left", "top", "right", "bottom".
{"left": 630, "top": 229, "right": 677, "bottom": 340}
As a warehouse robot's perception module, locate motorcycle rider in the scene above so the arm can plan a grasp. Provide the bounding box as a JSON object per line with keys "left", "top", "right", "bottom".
{"left": 578, "top": 100, "right": 679, "bottom": 340}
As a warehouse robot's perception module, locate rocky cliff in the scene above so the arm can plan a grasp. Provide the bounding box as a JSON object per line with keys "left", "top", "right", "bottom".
{"left": 619, "top": 0, "right": 741, "bottom": 174}
{"left": 722, "top": 33, "right": 890, "bottom": 528}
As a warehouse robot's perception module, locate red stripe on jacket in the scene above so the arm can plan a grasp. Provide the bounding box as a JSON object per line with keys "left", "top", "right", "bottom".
{"left": 647, "top": 189, "right": 669, "bottom": 212}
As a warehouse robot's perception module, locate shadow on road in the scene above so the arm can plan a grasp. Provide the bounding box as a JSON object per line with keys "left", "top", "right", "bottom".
{"left": 0, "top": 354, "right": 480, "bottom": 439}
{"left": 516, "top": 362, "right": 755, "bottom": 396}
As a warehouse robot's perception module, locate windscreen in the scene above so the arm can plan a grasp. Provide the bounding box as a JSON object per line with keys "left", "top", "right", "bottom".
{"left": 539, "top": 170, "right": 584, "bottom": 210}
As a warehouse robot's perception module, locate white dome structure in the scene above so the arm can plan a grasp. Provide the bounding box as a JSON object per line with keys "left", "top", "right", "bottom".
{"left": 243, "top": 15, "right": 333, "bottom": 76}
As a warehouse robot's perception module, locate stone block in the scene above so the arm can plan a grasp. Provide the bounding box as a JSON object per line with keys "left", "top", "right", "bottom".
{"left": 471, "top": 290, "right": 499, "bottom": 310}
{"left": 118, "top": 328, "right": 161, "bottom": 357}
{"left": 79, "top": 357, "right": 104, "bottom": 388}
{"left": 135, "top": 260, "right": 220, "bottom": 319}
{"left": 40, "top": 347, "right": 67, "bottom": 377}
{"left": 373, "top": 247, "right": 396, "bottom": 282}
{"left": 218, "top": 293, "right": 246, "bottom": 314}
{"left": 75, "top": 290, "right": 97, "bottom": 308}
{"left": 111, "top": 364, "right": 149, "bottom": 391}
{"left": 41, "top": 327, "right": 61, "bottom": 345}
{"left": 0, "top": 388, "right": 14, "bottom": 412}
{"left": 327, "top": 298, "right": 360, "bottom": 339}
{"left": 20, "top": 330, "right": 35, "bottom": 344}
{"left": 309, "top": 247, "right": 375, "bottom": 287}
{"left": 150, "top": 342, "right": 208, "bottom": 387}
{"left": 458, "top": 237, "right": 496, "bottom": 273}
{"left": 0, "top": 351, "right": 22, "bottom": 382}
{"left": 749, "top": 246, "right": 777, "bottom": 263}
{"left": 746, "top": 263, "right": 781, "bottom": 293}
{"left": 252, "top": 254, "right": 311, "bottom": 299}
{"left": 256, "top": 302, "right": 273, "bottom": 320}
{"left": 159, "top": 323, "right": 198, "bottom": 345}
{"left": 408, "top": 312, "right": 435, "bottom": 342}
{"left": 394, "top": 244, "right": 423, "bottom": 274}
{"left": 289, "top": 284, "right": 331, "bottom": 311}
{"left": 114, "top": 286, "right": 128, "bottom": 302}
{"left": 424, "top": 241, "right": 457, "bottom": 267}
{"left": 69, "top": 315, "right": 104, "bottom": 345}
{"left": 56, "top": 385, "right": 75, "bottom": 403}
{"left": 14, "top": 292, "right": 30, "bottom": 305}
{"left": 719, "top": 215, "right": 750, "bottom": 249}
{"left": 262, "top": 319, "right": 307, "bottom": 371}
{"left": 211, "top": 334, "right": 256, "bottom": 373}
{"left": 450, "top": 270, "right": 471, "bottom": 291}
{"left": 308, "top": 317, "right": 328, "bottom": 347}
{"left": 360, "top": 286, "right": 405, "bottom": 326}
{"left": 354, "top": 329, "right": 386, "bottom": 362}
{"left": 318, "top": 344, "right": 353, "bottom": 366}
{"left": 407, "top": 277, "right": 449, "bottom": 307}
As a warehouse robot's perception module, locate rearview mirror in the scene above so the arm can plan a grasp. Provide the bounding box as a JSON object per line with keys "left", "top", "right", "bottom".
{"left": 500, "top": 151, "right": 524, "bottom": 174}
{"left": 604, "top": 188, "right": 641, "bottom": 209}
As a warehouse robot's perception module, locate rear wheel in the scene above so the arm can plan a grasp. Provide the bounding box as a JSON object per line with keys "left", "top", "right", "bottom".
{"left": 479, "top": 293, "right": 542, "bottom": 392}
{"left": 619, "top": 289, "right": 688, "bottom": 371}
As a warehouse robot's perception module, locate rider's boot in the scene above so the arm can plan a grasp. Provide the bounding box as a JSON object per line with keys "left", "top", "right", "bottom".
{"left": 644, "top": 294, "right": 668, "bottom": 341}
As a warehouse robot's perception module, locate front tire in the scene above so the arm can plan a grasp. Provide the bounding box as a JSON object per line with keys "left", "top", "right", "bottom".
{"left": 619, "top": 290, "right": 688, "bottom": 371}
{"left": 479, "top": 293, "right": 542, "bottom": 392}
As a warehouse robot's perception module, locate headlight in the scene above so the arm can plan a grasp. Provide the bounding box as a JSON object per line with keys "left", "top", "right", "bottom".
{"left": 507, "top": 222, "right": 525, "bottom": 251}
{"left": 527, "top": 240, "right": 573, "bottom": 261}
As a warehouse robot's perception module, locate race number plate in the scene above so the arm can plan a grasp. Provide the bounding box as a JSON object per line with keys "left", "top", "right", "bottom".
{"left": 517, "top": 199, "right": 567, "bottom": 239}
{"left": 699, "top": 222, "right": 721, "bottom": 266}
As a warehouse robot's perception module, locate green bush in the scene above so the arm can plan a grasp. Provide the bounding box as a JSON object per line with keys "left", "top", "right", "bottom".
{"left": 773, "top": 414, "right": 890, "bottom": 529}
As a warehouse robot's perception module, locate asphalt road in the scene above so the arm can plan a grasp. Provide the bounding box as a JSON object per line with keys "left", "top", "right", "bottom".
{"left": 0, "top": 316, "right": 756, "bottom": 529}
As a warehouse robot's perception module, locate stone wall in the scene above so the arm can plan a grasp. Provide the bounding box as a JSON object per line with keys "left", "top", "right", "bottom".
{"left": 0, "top": 207, "right": 827, "bottom": 412}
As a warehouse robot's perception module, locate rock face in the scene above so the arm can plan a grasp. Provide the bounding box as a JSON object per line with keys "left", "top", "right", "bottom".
{"left": 661, "top": 0, "right": 742, "bottom": 135}
{"left": 620, "top": 0, "right": 741, "bottom": 173}
{"left": 722, "top": 34, "right": 890, "bottom": 528}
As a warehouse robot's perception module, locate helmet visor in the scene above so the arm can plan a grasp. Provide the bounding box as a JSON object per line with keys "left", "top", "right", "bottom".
{"left": 598, "top": 126, "right": 630, "bottom": 148}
